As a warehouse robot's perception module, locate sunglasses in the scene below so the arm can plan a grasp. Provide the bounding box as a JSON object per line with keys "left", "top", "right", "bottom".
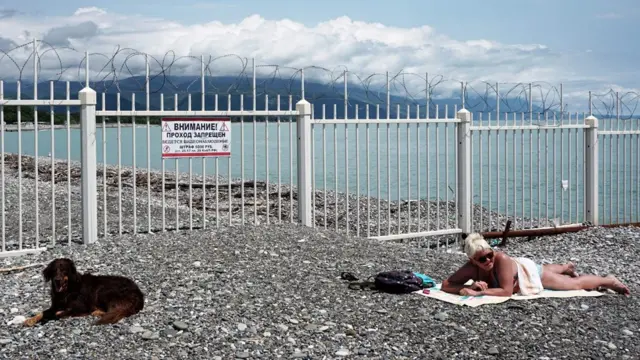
{"left": 476, "top": 251, "right": 494, "bottom": 263}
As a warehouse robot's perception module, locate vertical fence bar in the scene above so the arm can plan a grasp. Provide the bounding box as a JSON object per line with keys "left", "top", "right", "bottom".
{"left": 0, "top": 81, "right": 4, "bottom": 251}
{"left": 33, "top": 39, "right": 40, "bottom": 248}
{"left": 585, "top": 115, "right": 599, "bottom": 225}
{"left": 355, "top": 104, "right": 360, "bottom": 237}
{"left": 425, "top": 74, "right": 429, "bottom": 236}
{"left": 265, "top": 93, "right": 270, "bottom": 225}
{"left": 478, "top": 112, "right": 483, "bottom": 229}
{"left": 436, "top": 105, "right": 441, "bottom": 233}
{"left": 101, "top": 93, "right": 107, "bottom": 236}
{"left": 457, "top": 109, "right": 472, "bottom": 235}
{"left": 174, "top": 95, "right": 179, "bottom": 230}
{"left": 333, "top": 104, "right": 337, "bottom": 231}
{"left": 376, "top": 105, "right": 381, "bottom": 236}
{"left": 241, "top": 93, "right": 245, "bottom": 225}
{"left": 17, "top": 81, "right": 22, "bottom": 248}
{"left": 406, "top": 105, "right": 411, "bottom": 233}
{"left": 322, "top": 104, "right": 326, "bottom": 228}
{"left": 161, "top": 94, "right": 166, "bottom": 231}
{"left": 560, "top": 114, "right": 564, "bottom": 224}
{"left": 228, "top": 94, "right": 233, "bottom": 225}
{"left": 253, "top": 58, "right": 257, "bottom": 224}
{"left": 445, "top": 104, "right": 449, "bottom": 231}
{"left": 146, "top": 55, "right": 151, "bottom": 233}
{"left": 616, "top": 92, "right": 620, "bottom": 223}
{"left": 366, "top": 104, "right": 370, "bottom": 237}
{"left": 277, "top": 95, "right": 282, "bottom": 222}
{"left": 132, "top": 93, "right": 137, "bottom": 233}
{"left": 66, "top": 82, "right": 71, "bottom": 244}
{"left": 188, "top": 95, "right": 193, "bottom": 230}
{"left": 289, "top": 95, "right": 294, "bottom": 223}
{"left": 201, "top": 55, "right": 207, "bottom": 229}
{"left": 117, "top": 93, "right": 122, "bottom": 235}
{"left": 297, "top": 99, "right": 312, "bottom": 226}
{"left": 213, "top": 94, "right": 219, "bottom": 228}
{"left": 396, "top": 104, "right": 400, "bottom": 234}
{"left": 344, "top": 71, "right": 349, "bottom": 236}
{"left": 416, "top": 104, "right": 421, "bottom": 234}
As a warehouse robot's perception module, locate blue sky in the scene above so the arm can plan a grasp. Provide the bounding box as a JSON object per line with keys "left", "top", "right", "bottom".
{"left": 10, "top": 0, "right": 638, "bottom": 53}
{"left": 1, "top": 0, "right": 638, "bottom": 111}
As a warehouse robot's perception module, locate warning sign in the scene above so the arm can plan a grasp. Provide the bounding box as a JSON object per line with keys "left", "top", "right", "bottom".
{"left": 161, "top": 117, "right": 231, "bottom": 158}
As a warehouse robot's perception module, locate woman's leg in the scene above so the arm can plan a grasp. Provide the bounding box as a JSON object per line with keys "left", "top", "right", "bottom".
{"left": 542, "top": 262, "right": 578, "bottom": 277}
{"left": 541, "top": 271, "right": 630, "bottom": 295}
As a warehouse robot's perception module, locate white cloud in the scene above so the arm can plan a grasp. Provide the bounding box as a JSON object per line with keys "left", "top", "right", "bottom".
{"left": 0, "top": 7, "right": 634, "bottom": 111}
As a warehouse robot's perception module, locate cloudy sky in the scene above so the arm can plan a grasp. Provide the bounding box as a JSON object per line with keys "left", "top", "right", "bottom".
{"left": 0, "top": 0, "right": 638, "bottom": 109}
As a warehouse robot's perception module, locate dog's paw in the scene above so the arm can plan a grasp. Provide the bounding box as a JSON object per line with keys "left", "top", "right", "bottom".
{"left": 23, "top": 316, "right": 40, "bottom": 327}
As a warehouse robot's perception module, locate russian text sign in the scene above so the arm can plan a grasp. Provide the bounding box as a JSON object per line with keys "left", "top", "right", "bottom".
{"left": 161, "top": 117, "right": 231, "bottom": 158}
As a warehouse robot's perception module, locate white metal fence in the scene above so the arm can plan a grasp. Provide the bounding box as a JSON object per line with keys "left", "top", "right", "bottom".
{"left": 1, "top": 46, "right": 640, "bottom": 258}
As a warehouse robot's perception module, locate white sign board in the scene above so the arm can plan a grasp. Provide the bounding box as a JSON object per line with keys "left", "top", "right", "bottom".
{"left": 161, "top": 117, "right": 231, "bottom": 158}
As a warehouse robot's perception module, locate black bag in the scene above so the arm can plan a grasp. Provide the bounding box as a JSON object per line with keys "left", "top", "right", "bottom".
{"left": 373, "top": 270, "right": 430, "bottom": 294}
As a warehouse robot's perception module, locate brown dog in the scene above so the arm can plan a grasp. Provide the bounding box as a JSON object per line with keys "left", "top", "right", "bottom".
{"left": 24, "top": 258, "right": 144, "bottom": 326}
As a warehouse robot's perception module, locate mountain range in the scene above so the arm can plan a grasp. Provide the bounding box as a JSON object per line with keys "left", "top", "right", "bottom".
{"left": 1, "top": 75, "right": 545, "bottom": 121}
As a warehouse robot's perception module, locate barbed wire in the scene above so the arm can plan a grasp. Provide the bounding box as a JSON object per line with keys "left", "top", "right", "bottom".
{"left": 0, "top": 39, "right": 638, "bottom": 119}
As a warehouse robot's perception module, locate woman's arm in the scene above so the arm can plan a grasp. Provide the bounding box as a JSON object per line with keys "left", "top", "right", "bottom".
{"left": 441, "top": 262, "right": 476, "bottom": 294}
{"left": 477, "top": 253, "right": 514, "bottom": 297}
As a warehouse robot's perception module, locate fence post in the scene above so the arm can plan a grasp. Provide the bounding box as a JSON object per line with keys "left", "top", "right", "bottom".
{"left": 80, "top": 86, "right": 98, "bottom": 244}
{"left": 584, "top": 115, "right": 599, "bottom": 225}
{"left": 296, "top": 99, "right": 313, "bottom": 227}
{"left": 456, "top": 108, "right": 472, "bottom": 235}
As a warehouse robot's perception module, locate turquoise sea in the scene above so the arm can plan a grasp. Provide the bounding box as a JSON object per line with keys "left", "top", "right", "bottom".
{"left": 2, "top": 119, "right": 639, "bottom": 226}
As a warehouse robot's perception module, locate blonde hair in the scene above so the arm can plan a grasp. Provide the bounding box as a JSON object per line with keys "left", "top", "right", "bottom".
{"left": 463, "top": 232, "right": 491, "bottom": 258}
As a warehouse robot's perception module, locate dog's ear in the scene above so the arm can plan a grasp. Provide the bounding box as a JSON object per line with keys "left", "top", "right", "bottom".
{"left": 42, "top": 261, "right": 56, "bottom": 282}
{"left": 68, "top": 262, "right": 81, "bottom": 283}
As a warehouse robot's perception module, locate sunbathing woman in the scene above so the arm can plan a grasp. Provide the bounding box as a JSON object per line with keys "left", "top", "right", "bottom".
{"left": 441, "top": 233, "right": 630, "bottom": 297}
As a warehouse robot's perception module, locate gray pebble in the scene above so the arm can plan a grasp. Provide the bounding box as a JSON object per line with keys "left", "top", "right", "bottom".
{"left": 164, "top": 329, "right": 179, "bottom": 337}
{"left": 236, "top": 351, "right": 250, "bottom": 358}
{"left": 434, "top": 312, "right": 448, "bottom": 321}
{"left": 130, "top": 325, "right": 145, "bottom": 334}
{"left": 141, "top": 331, "right": 159, "bottom": 340}
{"left": 335, "top": 348, "right": 350, "bottom": 356}
{"left": 172, "top": 321, "right": 188, "bottom": 331}
{"left": 622, "top": 329, "right": 633, "bottom": 336}
{"left": 237, "top": 323, "right": 247, "bottom": 331}
{"left": 0, "top": 339, "right": 12, "bottom": 345}
{"left": 488, "top": 346, "right": 499, "bottom": 355}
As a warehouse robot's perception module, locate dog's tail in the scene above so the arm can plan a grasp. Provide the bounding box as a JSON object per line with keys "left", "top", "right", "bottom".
{"left": 95, "top": 289, "right": 144, "bottom": 325}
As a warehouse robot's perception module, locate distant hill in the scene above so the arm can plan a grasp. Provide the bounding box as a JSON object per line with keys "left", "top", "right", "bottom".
{"left": 0, "top": 75, "right": 543, "bottom": 123}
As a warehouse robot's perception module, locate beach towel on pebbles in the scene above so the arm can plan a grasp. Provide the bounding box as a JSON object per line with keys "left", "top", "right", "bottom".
{"left": 416, "top": 284, "right": 605, "bottom": 308}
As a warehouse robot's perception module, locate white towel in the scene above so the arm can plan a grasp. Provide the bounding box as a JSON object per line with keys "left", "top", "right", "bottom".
{"left": 513, "top": 257, "right": 544, "bottom": 295}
